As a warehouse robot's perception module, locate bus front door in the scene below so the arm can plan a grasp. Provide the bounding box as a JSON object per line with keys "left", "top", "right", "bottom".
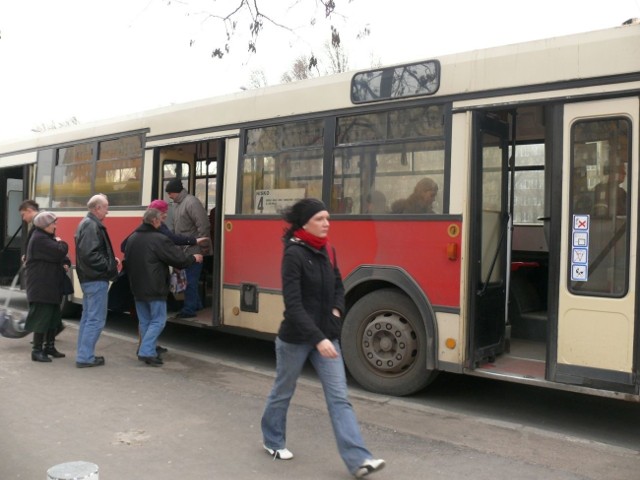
{"left": 468, "top": 112, "right": 510, "bottom": 365}
{"left": 555, "top": 98, "right": 639, "bottom": 393}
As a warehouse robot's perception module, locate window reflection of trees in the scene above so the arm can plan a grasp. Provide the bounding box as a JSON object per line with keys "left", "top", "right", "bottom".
{"left": 48, "top": 135, "right": 143, "bottom": 208}
{"left": 242, "top": 120, "right": 324, "bottom": 213}
{"left": 351, "top": 61, "right": 440, "bottom": 103}
{"left": 570, "top": 118, "right": 630, "bottom": 297}
{"left": 334, "top": 106, "right": 445, "bottom": 214}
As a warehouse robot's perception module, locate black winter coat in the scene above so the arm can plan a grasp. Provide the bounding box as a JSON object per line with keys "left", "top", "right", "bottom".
{"left": 124, "top": 223, "right": 196, "bottom": 301}
{"left": 278, "top": 238, "right": 345, "bottom": 346}
{"left": 75, "top": 213, "right": 118, "bottom": 283}
{"left": 25, "top": 228, "right": 70, "bottom": 304}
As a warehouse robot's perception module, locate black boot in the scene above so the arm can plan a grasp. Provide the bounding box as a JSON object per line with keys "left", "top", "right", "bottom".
{"left": 31, "top": 332, "right": 52, "bottom": 363}
{"left": 44, "top": 329, "right": 65, "bottom": 358}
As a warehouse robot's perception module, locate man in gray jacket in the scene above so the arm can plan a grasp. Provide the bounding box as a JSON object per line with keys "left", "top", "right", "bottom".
{"left": 165, "top": 179, "right": 211, "bottom": 318}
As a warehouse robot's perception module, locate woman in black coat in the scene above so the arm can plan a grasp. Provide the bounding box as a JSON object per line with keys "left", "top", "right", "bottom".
{"left": 25, "top": 212, "right": 71, "bottom": 362}
{"left": 260, "top": 198, "right": 385, "bottom": 478}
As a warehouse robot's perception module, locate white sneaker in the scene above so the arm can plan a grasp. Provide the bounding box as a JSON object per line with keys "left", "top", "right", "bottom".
{"left": 263, "top": 444, "right": 294, "bottom": 460}
{"left": 354, "top": 458, "right": 385, "bottom": 478}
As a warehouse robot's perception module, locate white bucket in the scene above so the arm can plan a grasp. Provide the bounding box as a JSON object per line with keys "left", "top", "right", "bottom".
{"left": 47, "top": 461, "right": 99, "bottom": 480}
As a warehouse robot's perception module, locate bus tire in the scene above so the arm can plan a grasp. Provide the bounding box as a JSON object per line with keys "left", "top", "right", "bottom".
{"left": 60, "top": 295, "right": 81, "bottom": 318}
{"left": 341, "top": 288, "right": 437, "bottom": 396}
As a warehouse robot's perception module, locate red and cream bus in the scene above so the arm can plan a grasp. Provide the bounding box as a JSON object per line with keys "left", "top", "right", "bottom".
{"left": 1, "top": 22, "right": 639, "bottom": 400}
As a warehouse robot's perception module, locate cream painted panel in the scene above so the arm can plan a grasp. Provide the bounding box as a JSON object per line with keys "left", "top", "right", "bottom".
{"left": 0, "top": 151, "right": 36, "bottom": 167}
{"left": 558, "top": 307, "right": 633, "bottom": 371}
{"left": 222, "top": 288, "right": 283, "bottom": 334}
{"left": 436, "top": 312, "right": 463, "bottom": 364}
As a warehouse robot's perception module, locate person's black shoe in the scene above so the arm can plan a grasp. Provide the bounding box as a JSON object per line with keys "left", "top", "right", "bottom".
{"left": 138, "top": 355, "right": 163, "bottom": 367}
{"left": 44, "top": 346, "right": 66, "bottom": 358}
{"left": 174, "top": 312, "right": 196, "bottom": 319}
{"left": 76, "top": 357, "right": 106, "bottom": 368}
{"left": 31, "top": 350, "right": 52, "bottom": 363}
{"left": 156, "top": 345, "right": 168, "bottom": 355}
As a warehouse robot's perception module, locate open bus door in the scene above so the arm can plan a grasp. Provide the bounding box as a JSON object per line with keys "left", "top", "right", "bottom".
{"left": 0, "top": 166, "right": 26, "bottom": 284}
{"left": 468, "top": 112, "right": 510, "bottom": 365}
{"left": 553, "top": 98, "right": 639, "bottom": 394}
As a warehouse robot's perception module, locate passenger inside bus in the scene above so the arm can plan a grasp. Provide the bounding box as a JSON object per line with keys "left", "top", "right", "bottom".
{"left": 364, "top": 190, "right": 387, "bottom": 214}
{"left": 592, "top": 162, "right": 627, "bottom": 217}
{"left": 390, "top": 177, "right": 438, "bottom": 214}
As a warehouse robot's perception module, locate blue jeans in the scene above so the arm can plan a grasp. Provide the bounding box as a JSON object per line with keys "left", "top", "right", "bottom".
{"left": 181, "top": 262, "right": 203, "bottom": 316}
{"left": 76, "top": 281, "right": 109, "bottom": 363}
{"left": 261, "top": 338, "right": 372, "bottom": 474}
{"left": 135, "top": 300, "right": 167, "bottom": 357}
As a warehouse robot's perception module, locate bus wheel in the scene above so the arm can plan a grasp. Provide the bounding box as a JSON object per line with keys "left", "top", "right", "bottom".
{"left": 341, "top": 288, "right": 437, "bottom": 396}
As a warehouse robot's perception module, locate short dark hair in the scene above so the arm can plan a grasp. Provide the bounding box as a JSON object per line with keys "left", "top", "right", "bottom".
{"left": 19, "top": 199, "right": 39, "bottom": 212}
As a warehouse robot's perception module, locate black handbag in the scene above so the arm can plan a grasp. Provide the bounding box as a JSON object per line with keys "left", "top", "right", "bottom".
{"left": 62, "top": 271, "right": 74, "bottom": 295}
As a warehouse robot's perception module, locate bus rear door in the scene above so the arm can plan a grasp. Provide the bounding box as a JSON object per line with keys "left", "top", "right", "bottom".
{"left": 468, "top": 112, "right": 510, "bottom": 365}
{"left": 555, "top": 97, "right": 639, "bottom": 393}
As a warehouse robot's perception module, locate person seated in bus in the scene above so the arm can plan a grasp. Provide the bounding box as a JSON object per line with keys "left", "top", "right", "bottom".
{"left": 592, "top": 162, "right": 627, "bottom": 217}
{"left": 364, "top": 190, "right": 387, "bottom": 213}
{"left": 390, "top": 177, "right": 438, "bottom": 214}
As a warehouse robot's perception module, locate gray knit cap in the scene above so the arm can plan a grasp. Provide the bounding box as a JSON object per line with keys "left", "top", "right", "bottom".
{"left": 33, "top": 211, "right": 57, "bottom": 228}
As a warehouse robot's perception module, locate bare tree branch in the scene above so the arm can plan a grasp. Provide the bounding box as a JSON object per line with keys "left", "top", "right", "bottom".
{"left": 169, "top": 0, "right": 352, "bottom": 59}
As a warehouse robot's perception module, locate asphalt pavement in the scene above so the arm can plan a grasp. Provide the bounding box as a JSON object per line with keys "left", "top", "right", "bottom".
{"left": 1, "top": 321, "right": 639, "bottom": 480}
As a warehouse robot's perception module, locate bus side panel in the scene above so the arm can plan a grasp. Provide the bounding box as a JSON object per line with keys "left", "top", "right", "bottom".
{"left": 223, "top": 217, "right": 462, "bottom": 308}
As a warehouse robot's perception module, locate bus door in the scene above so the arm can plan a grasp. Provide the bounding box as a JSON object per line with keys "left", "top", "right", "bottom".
{"left": 157, "top": 137, "right": 228, "bottom": 327}
{"left": 468, "top": 112, "right": 510, "bottom": 365}
{"left": 554, "top": 98, "right": 639, "bottom": 392}
{"left": 0, "top": 166, "right": 26, "bottom": 283}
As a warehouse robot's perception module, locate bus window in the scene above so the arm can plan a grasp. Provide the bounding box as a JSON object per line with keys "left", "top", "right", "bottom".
{"left": 511, "top": 144, "right": 545, "bottom": 224}
{"left": 334, "top": 105, "right": 445, "bottom": 214}
{"left": 194, "top": 140, "right": 218, "bottom": 213}
{"left": 351, "top": 60, "right": 440, "bottom": 103}
{"left": 241, "top": 120, "right": 324, "bottom": 214}
{"left": 195, "top": 160, "right": 217, "bottom": 213}
{"left": 35, "top": 149, "right": 54, "bottom": 208}
{"left": 53, "top": 143, "right": 93, "bottom": 207}
{"left": 569, "top": 117, "right": 630, "bottom": 297}
{"left": 97, "top": 136, "right": 143, "bottom": 206}
{"left": 46, "top": 135, "right": 143, "bottom": 208}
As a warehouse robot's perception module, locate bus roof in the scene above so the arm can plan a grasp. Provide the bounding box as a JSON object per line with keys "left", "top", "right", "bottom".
{"left": 1, "top": 22, "right": 638, "bottom": 155}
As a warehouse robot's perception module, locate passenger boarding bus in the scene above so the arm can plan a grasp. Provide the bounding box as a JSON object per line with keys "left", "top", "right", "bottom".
{"left": 1, "top": 22, "right": 639, "bottom": 400}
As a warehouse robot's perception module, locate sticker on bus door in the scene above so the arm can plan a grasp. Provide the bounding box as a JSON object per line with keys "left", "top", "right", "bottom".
{"left": 571, "top": 214, "right": 589, "bottom": 282}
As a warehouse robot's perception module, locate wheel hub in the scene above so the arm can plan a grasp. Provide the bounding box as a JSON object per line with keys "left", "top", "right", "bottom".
{"left": 361, "top": 312, "right": 418, "bottom": 373}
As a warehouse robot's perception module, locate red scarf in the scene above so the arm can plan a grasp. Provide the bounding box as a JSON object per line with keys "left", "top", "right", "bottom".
{"left": 293, "top": 228, "right": 328, "bottom": 250}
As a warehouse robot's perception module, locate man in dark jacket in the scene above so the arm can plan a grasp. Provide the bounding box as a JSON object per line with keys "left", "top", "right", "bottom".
{"left": 74, "top": 194, "right": 119, "bottom": 368}
{"left": 125, "top": 208, "right": 203, "bottom": 366}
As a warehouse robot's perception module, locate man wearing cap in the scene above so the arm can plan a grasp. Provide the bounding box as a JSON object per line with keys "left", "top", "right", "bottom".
{"left": 74, "top": 194, "right": 119, "bottom": 368}
{"left": 164, "top": 179, "right": 211, "bottom": 319}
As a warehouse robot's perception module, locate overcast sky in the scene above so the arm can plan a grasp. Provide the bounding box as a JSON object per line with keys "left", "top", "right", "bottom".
{"left": 1, "top": 0, "right": 638, "bottom": 141}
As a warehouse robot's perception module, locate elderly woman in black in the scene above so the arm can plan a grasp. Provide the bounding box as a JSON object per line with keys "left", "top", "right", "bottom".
{"left": 25, "top": 211, "right": 70, "bottom": 362}
{"left": 261, "top": 198, "right": 385, "bottom": 478}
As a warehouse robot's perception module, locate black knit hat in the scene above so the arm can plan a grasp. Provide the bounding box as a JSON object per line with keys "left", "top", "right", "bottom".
{"left": 165, "top": 178, "right": 184, "bottom": 193}
{"left": 284, "top": 198, "right": 327, "bottom": 228}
